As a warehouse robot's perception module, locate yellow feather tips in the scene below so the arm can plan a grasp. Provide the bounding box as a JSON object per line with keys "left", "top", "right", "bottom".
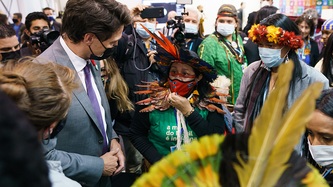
{"left": 132, "top": 134, "right": 224, "bottom": 187}
{"left": 233, "top": 61, "right": 324, "bottom": 187}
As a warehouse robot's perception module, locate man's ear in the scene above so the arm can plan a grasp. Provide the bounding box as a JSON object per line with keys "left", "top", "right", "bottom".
{"left": 83, "top": 33, "right": 94, "bottom": 45}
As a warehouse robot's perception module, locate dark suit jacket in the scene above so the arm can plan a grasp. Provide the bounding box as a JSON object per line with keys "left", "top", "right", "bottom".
{"left": 243, "top": 11, "right": 257, "bottom": 36}
{"left": 37, "top": 38, "right": 118, "bottom": 187}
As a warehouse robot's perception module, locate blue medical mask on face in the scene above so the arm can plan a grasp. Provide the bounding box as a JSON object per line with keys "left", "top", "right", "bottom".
{"left": 217, "top": 23, "right": 235, "bottom": 37}
{"left": 258, "top": 47, "right": 286, "bottom": 68}
{"left": 135, "top": 22, "right": 156, "bottom": 39}
{"left": 185, "top": 23, "right": 198, "bottom": 34}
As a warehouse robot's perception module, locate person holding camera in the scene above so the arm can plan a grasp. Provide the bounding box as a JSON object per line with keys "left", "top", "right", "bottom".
{"left": 198, "top": 4, "right": 247, "bottom": 107}
{"left": 170, "top": 6, "right": 203, "bottom": 53}
{"left": 20, "top": 12, "right": 51, "bottom": 57}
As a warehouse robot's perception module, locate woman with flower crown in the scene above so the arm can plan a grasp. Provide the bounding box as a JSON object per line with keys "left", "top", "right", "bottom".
{"left": 234, "top": 14, "right": 328, "bottom": 136}
{"left": 129, "top": 28, "right": 233, "bottom": 165}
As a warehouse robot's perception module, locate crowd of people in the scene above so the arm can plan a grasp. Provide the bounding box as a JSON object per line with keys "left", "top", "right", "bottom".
{"left": 0, "top": 0, "right": 333, "bottom": 186}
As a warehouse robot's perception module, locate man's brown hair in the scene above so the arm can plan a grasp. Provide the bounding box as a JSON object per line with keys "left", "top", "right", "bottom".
{"left": 62, "top": 0, "right": 132, "bottom": 43}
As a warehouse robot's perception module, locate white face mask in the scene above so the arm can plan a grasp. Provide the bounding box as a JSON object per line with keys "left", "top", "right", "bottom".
{"left": 258, "top": 47, "right": 286, "bottom": 68}
{"left": 184, "top": 23, "right": 198, "bottom": 34}
{"left": 308, "top": 139, "right": 333, "bottom": 167}
{"left": 217, "top": 23, "right": 235, "bottom": 37}
{"left": 260, "top": 1, "right": 271, "bottom": 7}
{"left": 135, "top": 22, "right": 156, "bottom": 39}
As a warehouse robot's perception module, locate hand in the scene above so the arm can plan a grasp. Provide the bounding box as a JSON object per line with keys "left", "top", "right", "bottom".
{"left": 100, "top": 148, "right": 119, "bottom": 176}
{"left": 27, "top": 42, "right": 42, "bottom": 56}
{"left": 168, "top": 92, "right": 193, "bottom": 115}
{"left": 110, "top": 139, "right": 125, "bottom": 175}
{"left": 147, "top": 50, "right": 157, "bottom": 64}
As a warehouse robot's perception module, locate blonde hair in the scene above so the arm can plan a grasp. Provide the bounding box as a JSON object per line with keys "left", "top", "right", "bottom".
{"left": 103, "top": 58, "right": 134, "bottom": 112}
{"left": 0, "top": 59, "right": 77, "bottom": 130}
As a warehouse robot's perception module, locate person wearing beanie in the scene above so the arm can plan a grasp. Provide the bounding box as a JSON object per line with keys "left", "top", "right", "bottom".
{"left": 198, "top": 4, "right": 247, "bottom": 107}
{"left": 321, "top": 18, "right": 333, "bottom": 47}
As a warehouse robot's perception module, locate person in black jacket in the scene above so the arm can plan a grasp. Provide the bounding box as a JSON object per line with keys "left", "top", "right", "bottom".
{"left": 244, "top": 5, "right": 278, "bottom": 65}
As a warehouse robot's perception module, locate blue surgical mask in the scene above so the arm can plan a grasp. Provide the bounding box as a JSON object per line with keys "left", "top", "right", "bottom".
{"left": 135, "top": 22, "right": 156, "bottom": 39}
{"left": 185, "top": 23, "right": 198, "bottom": 34}
{"left": 258, "top": 47, "right": 286, "bottom": 68}
{"left": 217, "top": 23, "right": 235, "bottom": 36}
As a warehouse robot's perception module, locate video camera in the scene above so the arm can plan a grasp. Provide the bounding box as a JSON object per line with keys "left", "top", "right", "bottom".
{"left": 166, "top": 7, "right": 197, "bottom": 47}
{"left": 30, "top": 29, "right": 60, "bottom": 52}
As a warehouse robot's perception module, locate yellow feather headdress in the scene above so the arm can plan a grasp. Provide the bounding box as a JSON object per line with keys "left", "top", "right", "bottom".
{"left": 132, "top": 61, "right": 328, "bottom": 187}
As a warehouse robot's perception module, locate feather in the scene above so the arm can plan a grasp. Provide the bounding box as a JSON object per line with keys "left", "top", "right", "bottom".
{"left": 141, "top": 24, "right": 179, "bottom": 59}
{"left": 234, "top": 61, "right": 294, "bottom": 187}
{"left": 234, "top": 61, "right": 324, "bottom": 187}
{"left": 260, "top": 82, "right": 323, "bottom": 186}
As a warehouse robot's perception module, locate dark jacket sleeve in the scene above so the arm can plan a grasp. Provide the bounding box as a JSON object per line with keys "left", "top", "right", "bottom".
{"left": 129, "top": 105, "right": 163, "bottom": 164}
{"left": 186, "top": 107, "right": 226, "bottom": 137}
{"left": 310, "top": 39, "right": 320, "bottom": 67}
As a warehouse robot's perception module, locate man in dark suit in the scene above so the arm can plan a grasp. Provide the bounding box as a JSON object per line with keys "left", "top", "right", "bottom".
{"left": 36, "top": 0, "right": 132, "bottom": 186}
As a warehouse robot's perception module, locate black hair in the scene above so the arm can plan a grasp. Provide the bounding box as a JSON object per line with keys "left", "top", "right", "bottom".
{"left": 0, "top": 14, "right": 8, "bottom": 25}
{"left": 25, "top": 12, "right": 50, "bottom": 32}
{"left": 0, "top": 23, "right": 16, "bottom": 38}
{"left": 13, "top": 13, "right": 22, "bottom": 19}
{"left": 254, "top": 6, "right": 278, "bottom": 24}
{"left": 260, "top": 13, "right": 303, "bottom": 90}
{"left": 316, "top": 89, "right": 333, "bottom": 118}
{"left": 321, "top": 34, "right": 333, "bottom": 85}
{"left": 62, "top": 0, "right": 131, "bottom": 43}
{"left": 0, "top": 90, "right": 51, "bottom": 187}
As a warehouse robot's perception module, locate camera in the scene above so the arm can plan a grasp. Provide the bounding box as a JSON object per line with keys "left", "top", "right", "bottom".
{"left": 30, "top": 29, "right": 60, "bottom": 52}
{"left": 166, "top": 8, "right": 197, "bottom": 47}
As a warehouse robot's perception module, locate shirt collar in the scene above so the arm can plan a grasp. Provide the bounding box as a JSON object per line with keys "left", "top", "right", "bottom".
{"left": 59, "top": 36, "right": 87, "bottom": 72}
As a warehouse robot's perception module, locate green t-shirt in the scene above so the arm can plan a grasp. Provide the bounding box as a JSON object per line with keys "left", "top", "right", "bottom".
{"left": 148, "top": 108, "right": 208, "bottom": 156}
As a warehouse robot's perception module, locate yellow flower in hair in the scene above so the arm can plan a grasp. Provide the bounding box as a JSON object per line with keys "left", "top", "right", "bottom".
{"left": 248, "top": 24, "right": 259, "bottom": 41}
{"left": 266, "top": 25, "right": 281, "bottom": 44}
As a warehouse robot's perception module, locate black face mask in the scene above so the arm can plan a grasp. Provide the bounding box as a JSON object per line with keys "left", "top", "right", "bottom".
{"left": 12, "top": 18, "right": 18, "bottom": 23}
{"left": 1, "top": 50, "right": 21, "bottom": 62}
{"left": 89, "top": 37, "right": 115, "bottom": 60}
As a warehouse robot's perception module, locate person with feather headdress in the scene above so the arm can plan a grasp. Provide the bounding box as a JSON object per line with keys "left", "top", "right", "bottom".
{"left": 132, "top": 60, "right": 329, "bottom": 187}
{"left": 129, "top": 26, "right": 233, "bottom": 165}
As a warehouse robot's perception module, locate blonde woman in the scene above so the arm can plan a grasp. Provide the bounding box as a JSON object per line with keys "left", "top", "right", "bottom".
{"left": 0, "top": 59, "right": 79, "bottom": 187}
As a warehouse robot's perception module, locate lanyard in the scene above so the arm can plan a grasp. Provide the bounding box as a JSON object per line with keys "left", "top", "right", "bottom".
{"left": 322, "top": 168, "right": 333, "bottom": 178}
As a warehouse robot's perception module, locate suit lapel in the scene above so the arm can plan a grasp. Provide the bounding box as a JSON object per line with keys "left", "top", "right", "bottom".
{"left": 50, "top": 39, "right": 106, "bottom": 134}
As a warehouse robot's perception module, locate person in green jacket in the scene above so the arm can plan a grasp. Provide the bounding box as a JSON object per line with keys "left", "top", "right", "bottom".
{"left": 198, "top": 4, "right": 247, "bottom": 106}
